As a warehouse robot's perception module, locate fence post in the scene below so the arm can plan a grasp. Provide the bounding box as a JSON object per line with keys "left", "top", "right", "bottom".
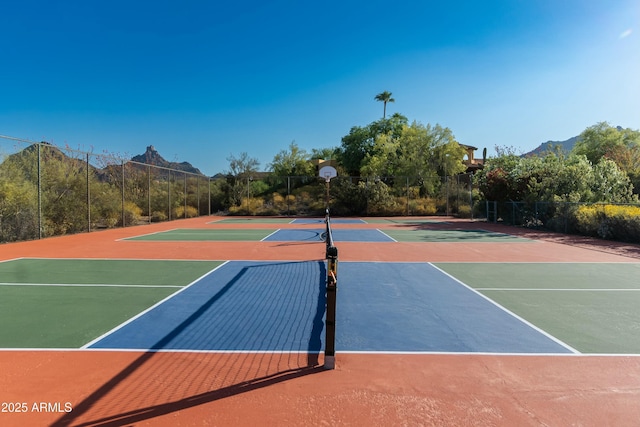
{"left": 287, "top": 176, "right": 291, "bottom": 216}
{"left": 406, "top": 176, "right": 410, "bottom": 216}
{"left": 446, "top": 175, "right": 449, "bottom": 216}
{"left": 147, "top": 165, "right": 151, "bottom": 223}
{"left": 86, "top": 153, "right": 91, "bottom": 232}
{"left": 469, "top": 173, "right": 474, "bottom": 220}
{"left": 121, "top": 161, "right": 126, "bottom": 227}
{"left": 37, "top": 143, "right": 42, "bottom": 239}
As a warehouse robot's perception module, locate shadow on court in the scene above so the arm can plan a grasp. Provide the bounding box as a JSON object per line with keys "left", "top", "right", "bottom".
{"left": 52, "top": 262, "right": 328, "bottom": 427}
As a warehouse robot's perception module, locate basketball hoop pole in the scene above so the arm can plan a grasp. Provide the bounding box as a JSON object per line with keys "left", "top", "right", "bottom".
{"left": 325, "top": 176, "right": 330, "bottom": 208}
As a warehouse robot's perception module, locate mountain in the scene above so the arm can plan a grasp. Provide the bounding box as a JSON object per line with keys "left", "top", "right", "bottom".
{"left": 524, "top": 126, "right": 628, "bottom": 157}
{"left": 130, "top": 145, "right": 203, "bottom": 175}
{"left": 524, "top": 135, "right": 580, "bottom": 157}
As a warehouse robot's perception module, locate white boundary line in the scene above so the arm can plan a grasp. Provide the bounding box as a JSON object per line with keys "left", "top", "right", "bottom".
{"left": 80, "top": 261, "right": 230, "bottom": 349}
{"left": 1, "top": 348, "right": 639, "bottom": 356}
{"left": 9, "top": 257, "right": 224, "bottom": 262}
{"left": 477, "top": 288, "right": 640, "bottom": 292}
{"left": 333, "top": 351, "right": 640, "bottom": 357}
{"left": 435, "top": 261, "right": 640, "bottom": 264}
{"left": 0, "top": 283, "right": 183, "bottom": 288}
{"left": 376, "top": 229, "right": 397, "bottom": 242}
{"left": 0, "top": 257, "right": 26, "bottom": 264}
{"left": 260, "top": 229, "right": 281, "bottom": 241}
{"left": 116, "top": 228, "right": 180, "bottom": 241}
{"left": 429, "top": 263, "right": 581, "bottom": 354}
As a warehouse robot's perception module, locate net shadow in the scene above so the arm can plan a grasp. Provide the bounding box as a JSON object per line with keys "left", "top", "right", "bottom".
{"left": 51, "top": 261, "right": 327, "bottom": 427}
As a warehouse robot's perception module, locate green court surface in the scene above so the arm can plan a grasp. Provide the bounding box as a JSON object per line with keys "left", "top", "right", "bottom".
{"left": 384, "top": 229, "right": 531, "bottom": 243}
{"left": 0, "top": 259, "right": 222, "bottom": 348}
{"left": 125, "top": 229, "right": 274, "bottom": 241}
{"left": 211, "top": 218, "right": 293, "bottom": 224}
{"left": 435, "top": 262, "right": 640, "bottom": 353}
{"left": 365, "top": 219, "right": 447, "bottom": 224}
{"left": 0, "top": 259, "right": 221, "bottom": 285}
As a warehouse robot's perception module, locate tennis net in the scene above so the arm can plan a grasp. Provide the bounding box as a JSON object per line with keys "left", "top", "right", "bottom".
{"left": 324, "top": 209, "right": 338, "bottom": 369}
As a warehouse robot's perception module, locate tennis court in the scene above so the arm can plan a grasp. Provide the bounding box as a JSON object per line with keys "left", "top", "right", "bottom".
{"left": 1, "top": 215, "right": 639, "bottom": 426}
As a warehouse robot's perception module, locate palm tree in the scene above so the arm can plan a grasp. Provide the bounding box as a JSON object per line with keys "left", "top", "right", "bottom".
{"left": 374, "top": 91, "right": 395, "bottom": 119}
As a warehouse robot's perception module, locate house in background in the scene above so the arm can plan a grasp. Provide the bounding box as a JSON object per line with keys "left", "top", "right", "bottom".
{"left": 460, "top": 144, "right": 484, "bottom": 173}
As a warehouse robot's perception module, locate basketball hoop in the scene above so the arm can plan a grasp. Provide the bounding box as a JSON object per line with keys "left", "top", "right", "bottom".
{"left": 319, "top": 166, "right": 337, "bottom": 182}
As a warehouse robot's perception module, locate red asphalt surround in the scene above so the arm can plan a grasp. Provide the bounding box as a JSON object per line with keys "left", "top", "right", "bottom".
{"left": 1, "top": 215, "right": 639, "bottom": 426}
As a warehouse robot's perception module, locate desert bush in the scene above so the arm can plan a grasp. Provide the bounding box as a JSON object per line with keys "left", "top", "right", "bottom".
{"left": 457, "top": 204, "right": 472, "bottom": 218}
{"left": 408, "top": 197, "right": 437, "bottom": 215}
{"left": 151, "top": 210, "right": 168, "bottom": 222}
{"left": 228, "top": 197, "right": 265, "bottom": 215}
{"left": 124, "top": 201, "right": 143, "bottom": 225}
{"left": 572, "top": 204, "right": 640, "bottom": 242}
{"left": 173, "top": 205, "right": 198, "bottom": 219}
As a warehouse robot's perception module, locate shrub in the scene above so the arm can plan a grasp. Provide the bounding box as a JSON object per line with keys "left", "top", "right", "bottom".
{"left": 151, "top": 211, "right": 168, "bottom": 222}
{"left": 173, "top": 205, "right": 199, "bottom": 219}
{"left": 572, "top": 204, "right": 640, "bottom": 242}
{"left": 124, "top": 201, "right": 143, "bottom": 225}
{"left": 573, "top": 205, "right": 600, "bottom": 237}
{"left": 228, "top": 197, "right": 265, "bottom": 215}
{"left": 408, "top": 197, "right": 437, "bottom": 215}
{"left": 457, "top": 204, "right": 472, "bottom": 218}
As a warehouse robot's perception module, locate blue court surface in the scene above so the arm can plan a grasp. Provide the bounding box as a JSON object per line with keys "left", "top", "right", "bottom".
{"left": 292, "top": 218, "right": 366, "bottom": 224}
{"left": 88, "top": 261, "right": 573, "bottom": 354}
{"left": 264, "top": 229, "right": 394, "bottom": 242}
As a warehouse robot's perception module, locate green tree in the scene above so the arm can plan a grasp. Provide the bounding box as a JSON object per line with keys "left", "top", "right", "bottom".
{"left": 0, "top": 150, "right": 38, "bottom": 242}
{"left": 269, "top": 141, "right": 313, "bottom": 177}
{"left": 336, "top": 113, "right": 408, "bottom": 175}
{"left": 227, "top": 152, "right": 260, "bottom": 177}
{"left": 361, "top": 122, "right": 466, "bottom": 194}
{"left": 604, "top": 143, "right": 640, "bottom": 195}
{"left": 310, "top": 147, "right": 337, "bottom": 161}
{"left": 572, "top": 122, "right": 640, "bottom": 164}
{"left": 226, "top": 152, "right": 260, "bottom": 207}
{"left": 374, "top": 91, "right": 395, "bottom": 119}
{"left": 474, "top": 149, "right": 521, "bottom": 202}
{"left": 477, "top": 149, "right": 636, "bottom": 204}
{"left": 591, "top": 158, "right": 636, "bottom": 203}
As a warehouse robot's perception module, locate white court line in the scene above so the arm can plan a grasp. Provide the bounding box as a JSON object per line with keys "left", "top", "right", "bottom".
{"left": 0, "top": 257, "right": 26, "bottom": 264}
{"left": 260, "top": 229, "right": 281, "bottom": 241}
{"left": 477, "top": 288, "right": 640, "bottom": 291}
{"left": 81, "top": 261, "right": 230, "bottom": 349}
{"left": 0, "top": 283, "right": 183, "bottom": 288}
{"left": 429, "top": 263, "right": 580, "bottom": 354}
{"left": 117, "top": 229, "right": 180, "bottom": 241}
{"left": 1, "top": 348, "right": 639, "bottom": 356}
{"left": 332, "top": 351, "right": 640, "bottom": 357}
{"left": 376, "top": 229, "right": 397, "bottom": 242}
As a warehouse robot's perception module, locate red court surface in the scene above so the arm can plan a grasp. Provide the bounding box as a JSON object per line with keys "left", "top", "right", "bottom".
{"left": 1, "top": 216, "right": 640, "bottom": 426}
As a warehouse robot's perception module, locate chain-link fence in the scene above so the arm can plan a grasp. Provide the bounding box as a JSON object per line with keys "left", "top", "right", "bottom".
{"left": 1, "top": 135, "right": 481, "bottom": 243}
{"left": 0, "top": 136, "right": 212, "bottom": 242}
{"left": 221, "top": 173, "right": 479, "bottom": 218}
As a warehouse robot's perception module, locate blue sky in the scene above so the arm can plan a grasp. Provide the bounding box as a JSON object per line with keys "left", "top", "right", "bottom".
{"left": 1, "top": 0, "right": 638, "bottom": 176}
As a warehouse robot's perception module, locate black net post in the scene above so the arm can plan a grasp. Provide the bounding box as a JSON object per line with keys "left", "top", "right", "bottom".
{"left": 325, "top": 244, "right": 338, "bottom": 369}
